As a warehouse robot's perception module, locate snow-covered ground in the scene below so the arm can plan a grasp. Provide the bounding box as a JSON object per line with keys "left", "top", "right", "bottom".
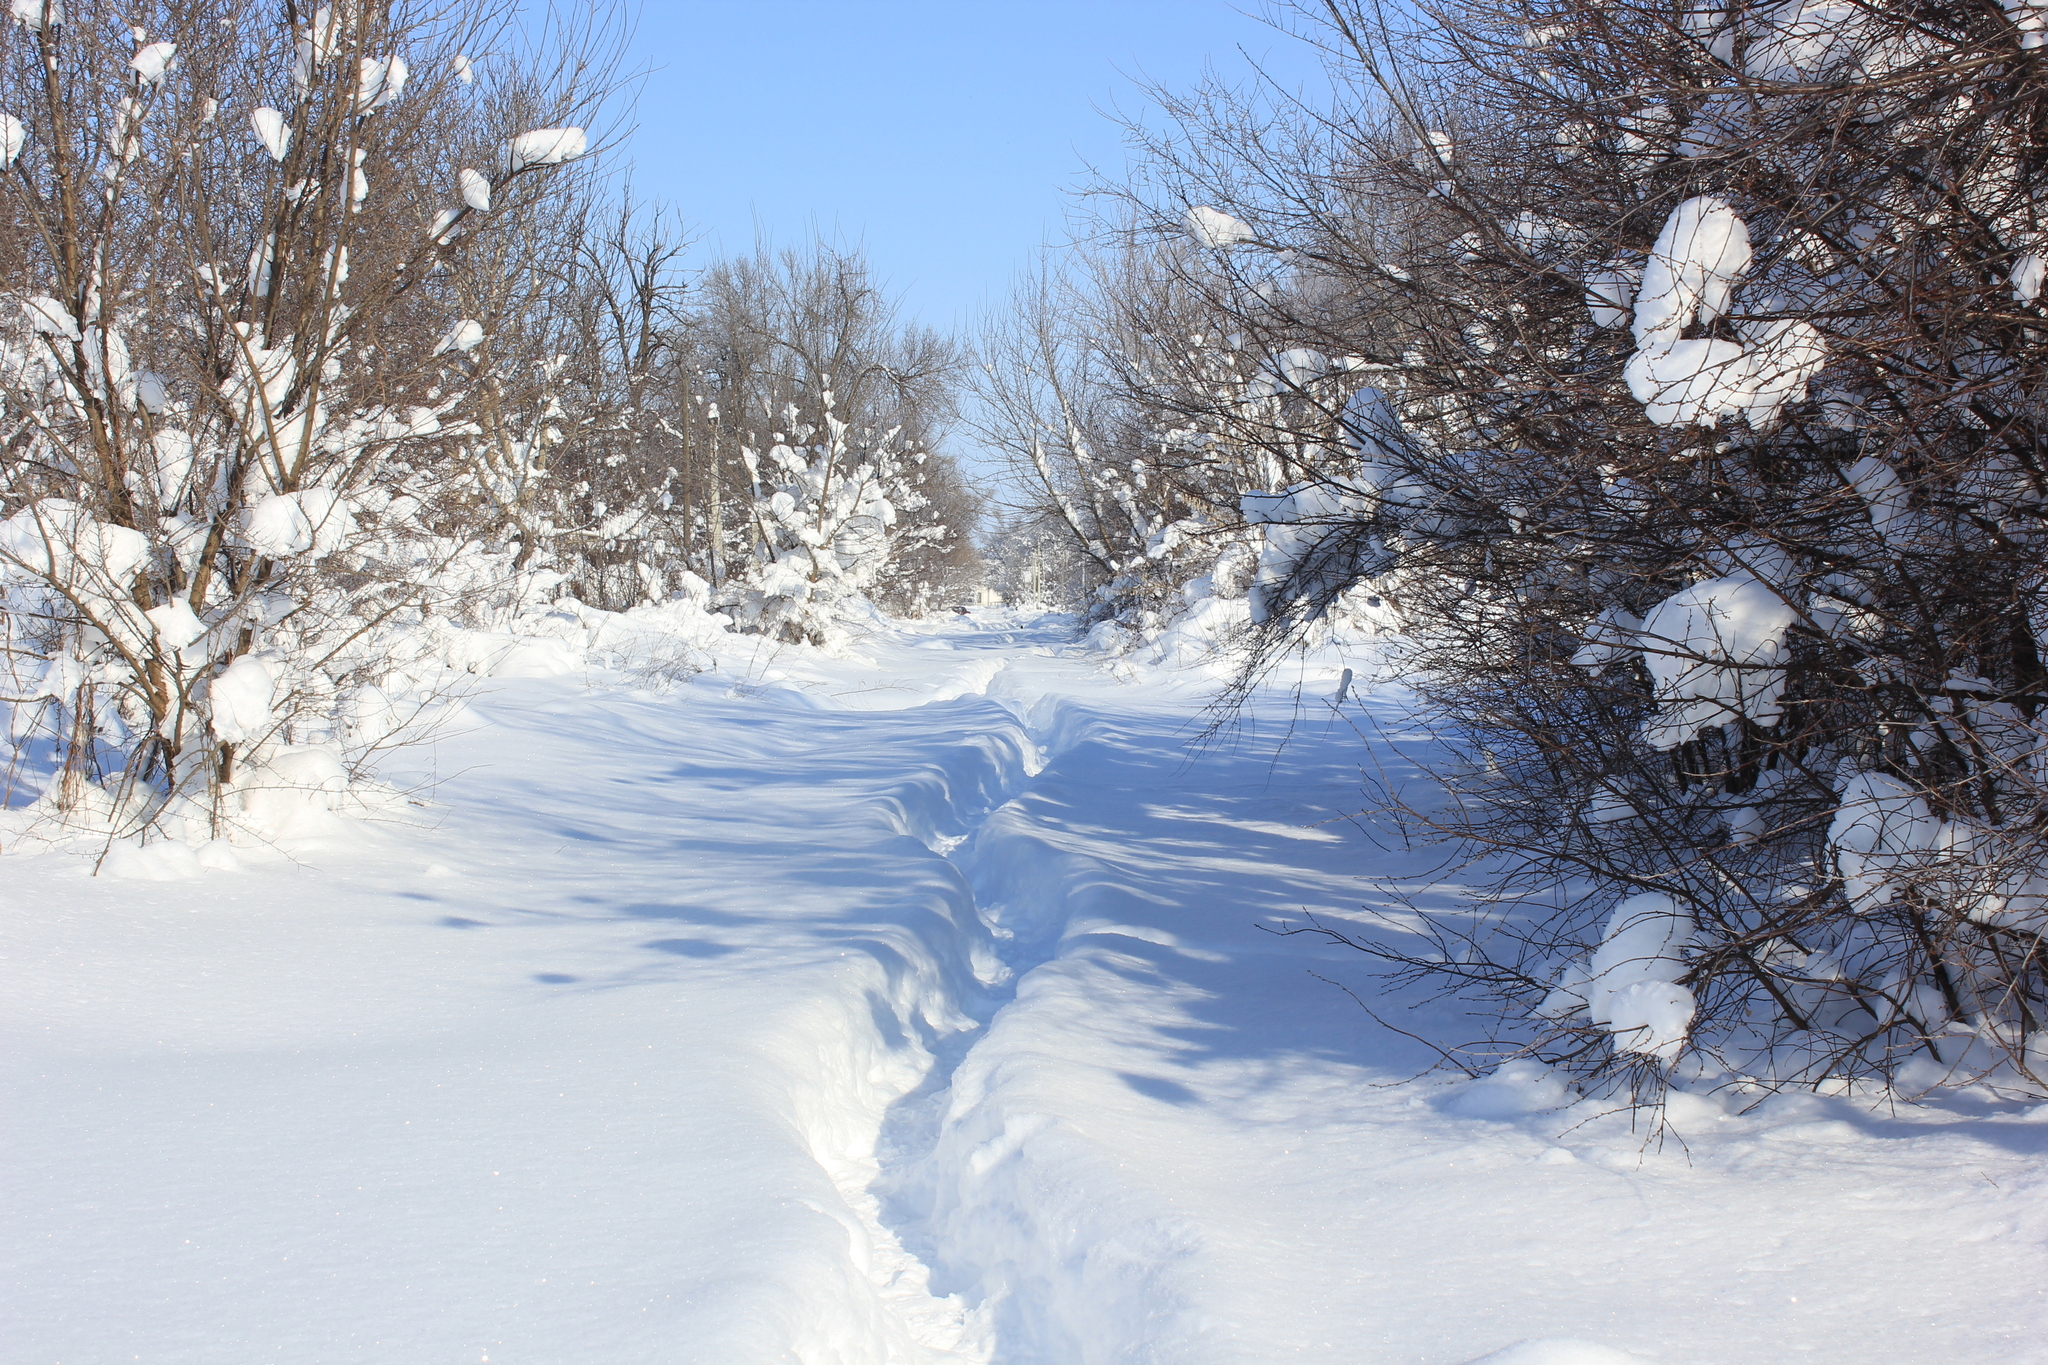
{"left": 6, "top": 614, "right": 2047, "bottom": 1364}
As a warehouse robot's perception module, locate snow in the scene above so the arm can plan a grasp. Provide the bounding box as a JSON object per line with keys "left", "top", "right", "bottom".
{"left": 1733, "top": 318, "right": 1826, "bottom": 427}
{"left": 2013, "top": 251, "right": 2046, "bottom": 303}
{"left": 458, "top": 166, "right": 491, "bottom": 211}
{"left": 1269, "top": 347, "right": 1329, "bottom": 386}
{"left": 2007, "top": 0, "right": 2048, "bottom": 49}
{"left": 205, "top": 652, "right": 277, "bottom": 743}
{"left": 151, "top": 427, "right": 195, "bottom": 502}
{"left": 1582, "top": 893, "right": 1696, "bottom": 1064}
{"left": 241, "top": 491, "right": 317, "bottom": 557}
{"left": 5, "top": 615, "right": 2047, "bottom": 1363}
{"left": 1844, "top": 453, "right": 1914, "bottom": 542}
{"left": 297, "top": 486, "right": 356, "bottom": 554}
{"left": 1830, "top": 769, "right": 1944, "bottom": 913}
{"left": 1632, "top": 197, "right": 1750, "bottom": 345}
{"left": 1185, "top": 205, "right": 1254, "bottom": 248}
{"left": 1463, "top": 1345, "right": 1650, "bottom": 1365}
{"left": 1624, "top": 337, "right": 1752, "bottom": 427}
{"left": 0, "top": 498, "right": 149, "bottom": 591}
{"left": 356, "top": 55, "right": 408, "bottom": 112}
{"left": 9, "top": 0, "right": 58, "bottom": 31}
{"left": 1583, "top": 261, "right": 1636, "bottom": 328}
{"left": 504, "top": 126, "right": 588, "bottom": 171}
{"left": 251, "top": 106, "right": 291, "bottom": 162}
{"left": 433, "top": 318, "right": 485, "bottom": 355}
{"left": 1239, "top": 479, "right": 1380, "bottom": 624}
{"left": 0, "top": 111, "right": 24, "bottom": 169}
{"left": 1637, "top": 571, "right": 1798, "bottom": 749}
{"left": 1621, "top": 197, "right": 1826, "bottom": 429}
{"left": 145, "top": 598, "right": 205, "bottom": 650}
{"left": 1623, "top": 320, "right": 1824, "bottom": 429}
{"left": 129, "top": 39, "right": 175, "bottom": 85}
{"left": 21, "top": 294, "right": 79, "bottom": 339}
{"left": 1569, "top": 604, "right": 1643, "bottom": 667}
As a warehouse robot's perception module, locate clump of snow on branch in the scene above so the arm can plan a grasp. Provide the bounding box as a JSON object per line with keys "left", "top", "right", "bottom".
{"left": 1632, "top": 572, "right": 1798, "bottom": 750}
{"left": 251, "top": 108, "right": 291, "bottom": 162}
{"left": 1185, "top": 205, "right": 1254, "bottom": 248}
{"left": 504, "top": 128, "right": 587, "bottom": 172}
{"left": 1621, "top": 196, "right": 1824, "bottom": 428}
{"left": 1542, "top": 893, "right": 1697, "bottom": 1065}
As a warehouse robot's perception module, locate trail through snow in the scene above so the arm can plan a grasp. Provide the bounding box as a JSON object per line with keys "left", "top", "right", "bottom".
{"left": 5, "top": 616, "right": 2047, "bottom": 1363}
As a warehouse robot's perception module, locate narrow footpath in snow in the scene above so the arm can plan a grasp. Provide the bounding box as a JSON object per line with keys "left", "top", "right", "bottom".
{"left": 6, "top": 617, "right": 2047, "bottom": 1364}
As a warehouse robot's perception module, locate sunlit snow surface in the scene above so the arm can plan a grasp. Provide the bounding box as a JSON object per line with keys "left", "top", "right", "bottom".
{"left": 5, "top": 614, "right": 2047, "bottom": 1363}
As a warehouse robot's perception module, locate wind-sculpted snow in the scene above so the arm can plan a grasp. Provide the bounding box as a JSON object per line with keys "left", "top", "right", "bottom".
{"left": 4, "top": 619, "right": 2045, "bottom": 1363}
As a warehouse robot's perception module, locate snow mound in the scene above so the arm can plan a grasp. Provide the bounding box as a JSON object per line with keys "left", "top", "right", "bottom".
{"left": 1541, "top": 893, "right": 1698, "bottom": 1064}
{"left": 1441, "top": 1059, "right": 1573, "bottom": 1119}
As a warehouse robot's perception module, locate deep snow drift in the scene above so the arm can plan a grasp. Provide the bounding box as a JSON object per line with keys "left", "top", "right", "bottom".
{"left": 4, "top": 614, "right": 2046, "bottom": 1364}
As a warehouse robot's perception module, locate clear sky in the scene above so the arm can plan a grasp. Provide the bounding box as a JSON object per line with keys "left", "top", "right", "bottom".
{"left": 611, "top": 0, "right": 1329, "bottom": 334}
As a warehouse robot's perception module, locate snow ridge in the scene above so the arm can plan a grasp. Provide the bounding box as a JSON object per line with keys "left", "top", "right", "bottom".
{"left": 775, "top": 691, "right": 1045, "bottom": 1364}
{"left": 871, "top": 692, "right": 1214, "bottom": 1365}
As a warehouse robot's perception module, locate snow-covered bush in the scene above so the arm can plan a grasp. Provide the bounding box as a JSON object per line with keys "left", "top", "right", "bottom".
{"left": 1067, "top": 0, "right": 2048, "bottom": 1103}
{"left": 0, "top": 0, "right": 609, "bottom": 849}
{"left": 679, "top": 245, "right": 974, "bottom": 642}
{"left": 720, "top": 392, "right": 922, "bottom": 647}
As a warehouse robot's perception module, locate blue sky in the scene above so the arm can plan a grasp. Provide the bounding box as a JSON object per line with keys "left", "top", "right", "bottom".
{"left": 612, "top": 1, "right": 1328, "bottom": 332}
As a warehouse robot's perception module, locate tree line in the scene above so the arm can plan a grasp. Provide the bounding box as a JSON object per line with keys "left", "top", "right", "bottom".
{"left": 0, "top": 0, "right": 981, "bottom": 845}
